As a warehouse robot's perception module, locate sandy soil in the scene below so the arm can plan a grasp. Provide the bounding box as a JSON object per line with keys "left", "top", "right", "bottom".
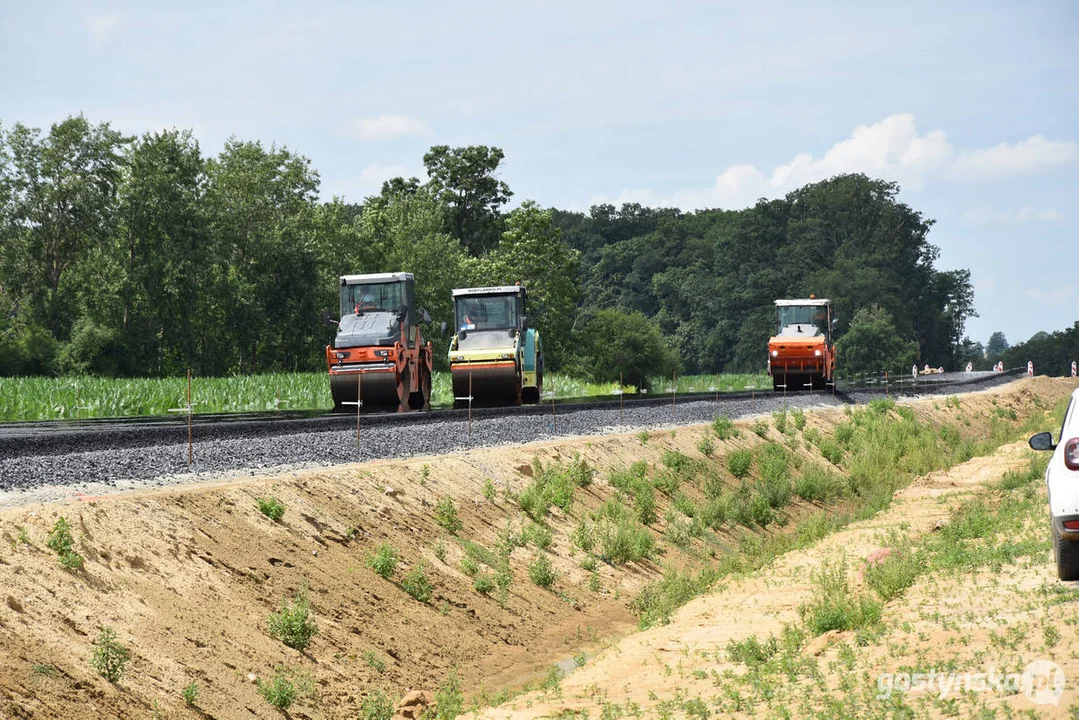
{"left": 0, "top": 377, "right": 1074, "bottom": 719}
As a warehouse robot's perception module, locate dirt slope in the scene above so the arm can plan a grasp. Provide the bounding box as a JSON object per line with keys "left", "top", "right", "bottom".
{"left": 480, "top": 439, "right": 1078, "bottom": 718}
{"left": 0, "top": 377, "right": 1074, "bottom": 719}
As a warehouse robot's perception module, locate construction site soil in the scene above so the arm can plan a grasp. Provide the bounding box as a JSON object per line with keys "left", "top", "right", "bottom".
{"left": 0, "top": 377, "right": 1075, "bottom": 719}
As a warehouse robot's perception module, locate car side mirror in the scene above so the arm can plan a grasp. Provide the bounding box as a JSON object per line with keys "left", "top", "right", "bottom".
{"left": 397, "top": 305, "right": 408, "bottom": 323}
{"left": 440, "top": 321, "right": 447, "bottom": 337}
{"left": 323, "top": 309, "right": 339, "bottom": 327}
{"left": 421, "top": 308, "right": 432, "bottom": 324}
{"left": 1029, "top": 431, "right": 1056, "bottom": 451}
{"left": 520, "top": 315, "right": 528, "bottom": 332}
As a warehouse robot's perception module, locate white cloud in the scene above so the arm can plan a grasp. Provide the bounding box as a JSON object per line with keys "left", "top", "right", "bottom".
{"left": 1021, "top": 285, "right": 1075, "bottom": 306}
{"left": 593, "top": 114, "right": 1077, "bottom": 211}
{"left": 963, "top": 206, "right": 1062, "bottom": 225}
{"left": 348, "top": 114, "right": 430, "bottom": 142}
{"left": 325, "top": 163, "right": 427, "bottom": 201}
{"left": 87, "top": 13, "right": 124, "bottom": 51}
{"left": 953, "top": 136, "right": 1078, "bottom": 179}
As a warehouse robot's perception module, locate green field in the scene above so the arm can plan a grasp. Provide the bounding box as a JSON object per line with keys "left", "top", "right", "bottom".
{"left": 0, "top": 371, "right": 772, "bottom": 422}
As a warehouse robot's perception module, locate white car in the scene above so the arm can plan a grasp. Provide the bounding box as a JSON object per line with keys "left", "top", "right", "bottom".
{"left": 1030, "top": 388, "right": 1079, "bottom": 580}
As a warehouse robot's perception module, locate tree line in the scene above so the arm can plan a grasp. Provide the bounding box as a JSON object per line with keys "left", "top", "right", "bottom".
{"left": 0, "top": 114, "right": 1041, "bottom": 385}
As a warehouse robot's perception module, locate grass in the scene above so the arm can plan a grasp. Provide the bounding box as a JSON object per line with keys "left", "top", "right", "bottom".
{"left": 0, "top": 371, "right": 770, "bottom": 422}
{"left": 90, "top": 627, "right": 130, "bottom": 683}
{"left": 267, "top": 587, "right": 318, "bottom": 650}
{"left": 181, "top": 682, "right": 199, "bottom": 706}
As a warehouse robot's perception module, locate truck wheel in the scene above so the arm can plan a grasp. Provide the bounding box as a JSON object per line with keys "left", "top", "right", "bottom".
{"left": 1054, "top": 522, "right": 1079, "bottom": 581}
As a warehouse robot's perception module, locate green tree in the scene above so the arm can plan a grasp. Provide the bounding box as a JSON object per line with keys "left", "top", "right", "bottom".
{"left": 111, "top": 129, "right": 207, "bottom": 375}
{"left": 986, "top": 331, "right": 1009, "bottom": 360}
{"left": 835, "top": 305, "right": 919, "bottom": 376}
{"left": 0, "top": 117, "right": 128, "bottom": 342}
{"left": 477, "top": 201, "right": 579, "bottom": 368}
{"left": 569, "top": 309, "right": 680, "bottom": 389}
{"left": 202, "top": 139, "right": 322, "bottom": 373}
{"left": 423, "top": 145, "right": 511, "bottom": 256}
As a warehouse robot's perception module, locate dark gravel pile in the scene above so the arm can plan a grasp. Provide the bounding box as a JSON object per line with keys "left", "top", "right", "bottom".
{"left": 0, "top": 370, "right": 1020, "bottom": 494}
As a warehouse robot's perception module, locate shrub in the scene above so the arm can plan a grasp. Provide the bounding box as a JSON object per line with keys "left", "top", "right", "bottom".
{"left": 529, "top": 553, "right": 556, "bottom": 588}
{"left": 46, "top": 517, "right": 84, "bottom": 571}
{"left": 363, "top": 650, "right": 386, "bottom": 673}
{"left": 435, "top": 496, "right": 462, "bottom": 534}
{"left": 700, "top": 496, "right": 731, "bottom": 530}
{"left": 799, "top": 557, "right": 882, "bottom": 636}
{"left": 819, "top": 438, "right": 843, "bottom": 465}
{"left": 460, "top": 555, "right": 479, "bottom": 577}
{"left": 747, "top": 492, "right": 775, "bottom": 527}
{"left": 791, "top": 408, "right": 806, "bottom": 431}
{"left": 360, "top": 689, "right": 395, "bottom": 720}
{"left": 758, "top": 444, "right": 792, "bottom": 508}
{"left": 697, "top": 436, "right": 715, "bottom": 456}
{"left": 90, "top": 627, "right": 129, "bottom": 683}
{"left": 662, "top": 450, "right": 692, "bottom": 474}
{"left": 367, "top": 543, "right": 398, "bottom": 579}
{"left": 794, "top": 464, "right": 844, "bottom": 503}
{"left": 632, "top": 568, "right": 703, "bottom": 628}
{"left": 473, "top": 572, "right": 494, "bottom": 594}
{"left": 181, "top": 682, "right": 199, "bottom": 706}
{"left": 482, "top": 478, "right": 497, "bottom": 502}
{"left": 402, "top": 562, "right": 434, "bottom": 603}
{"left": 863, "top": 550, "right": 921, "bottom": 601}
{"left": 518, "top": 459, "right": 578, "bottom": 521}
{"left": 267, "top": 588, "right": 318, "bottom": 650}
{"left": 258, "top": 669, "right": 296, "bottom": 711}
{"left": 751, "top": 419, "right": 769, "bottom": 437}
{"left": 653, "top": 469, "right": 681, "bottom": 496}
{"left": 594, "top": 501, "right": 655, "bottom": 564}
{"left": 523, "top": 522, "right": 553, "bottom": 549}
{"left": 727, "top": 449, "right": 753, "bottom": 479}
{"left": 772, "top": 409, "right": 788, "bottom": 434}
{"left": 571, "top": 519, "right": 595, "bottom": 552}
{"left": 434, "top": 538, "right": 447, "bottom": 563}
{"left": 834, "top": 423, "right": 854, "bottom": 446}
{"left": 712, "top": 415, "right": 738, "bottom": 440}
{"left": 257, "top": 496, "right": 285, "bottom": 521}
{"left": 727, "top": 635, "right": 779, "bottom": 666}
{"left": 433, "top": 669, "right": 464, "bottom": 720}
{"left": 569, "top": 454, "right": 595, "bottom": 487}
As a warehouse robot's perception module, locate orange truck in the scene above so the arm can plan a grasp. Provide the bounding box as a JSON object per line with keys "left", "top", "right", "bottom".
{"left": 326, "top": 272, "right": 433, "bottom": 412}
{"left": 768, "top": 297, "right": 836, "bottom": 391}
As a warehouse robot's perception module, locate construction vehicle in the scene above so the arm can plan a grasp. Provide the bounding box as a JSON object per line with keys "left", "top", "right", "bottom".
{"left": 448, "top": 285, "right": 542, "bottom": 407}
{"left": 326, "top": 272, "right": 433, "bottom": 412}
{"left": 768, "top": 297, "right": 836, "bottom": 391}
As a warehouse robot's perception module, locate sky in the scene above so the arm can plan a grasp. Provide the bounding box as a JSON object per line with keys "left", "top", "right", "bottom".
{"left": 2, "top": 0, "right": 1077, "bottom": 350}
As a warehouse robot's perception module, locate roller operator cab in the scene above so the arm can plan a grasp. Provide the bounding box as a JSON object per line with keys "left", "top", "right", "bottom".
{"left": 768, "top": 298, "right": 836, "bottom": 392}
{"left": 326, "top": 272, "right": 433, "bottom": 412}
{"left": 448, "top": 285, "right": 543, "bottom": 407}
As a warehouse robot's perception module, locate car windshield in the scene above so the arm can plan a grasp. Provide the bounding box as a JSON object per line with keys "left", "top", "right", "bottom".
{"left": 777, "top": 305, "right": 827, "bottom": 332}
{"left": 456, "top": 294, "right": 518, "bottom": 331}
{"left": 341, "top": 281, "right": 404, "bottom": 316}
